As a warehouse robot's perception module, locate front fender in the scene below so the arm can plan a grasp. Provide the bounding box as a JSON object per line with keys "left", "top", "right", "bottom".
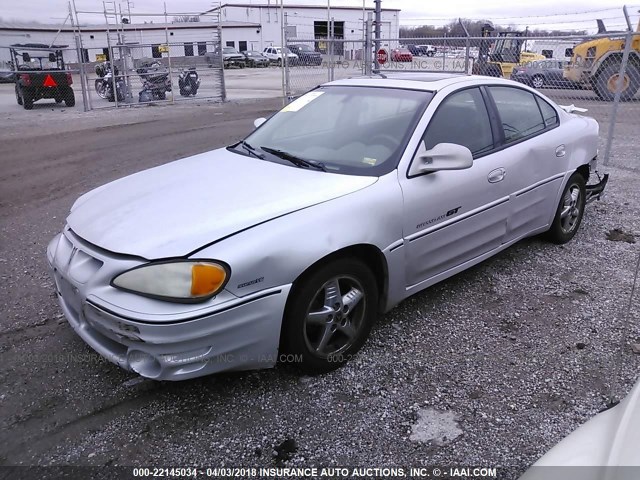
{"left": 196, "top": 173, "right": 405, "bottom": 303}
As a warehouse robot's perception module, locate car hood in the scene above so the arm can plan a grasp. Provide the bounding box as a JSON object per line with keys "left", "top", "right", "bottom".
{"left": 67, "top": 148, "right": 377, "bottom": 259}
{"left": 520, "top": 375, "right": 640, "bottom": 478}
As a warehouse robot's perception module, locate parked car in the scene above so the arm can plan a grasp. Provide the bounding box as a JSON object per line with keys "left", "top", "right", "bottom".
{"left": 417, "top": 44, "right": 437, "bottom": 56}
{"left": 287, "top": 44, "right": 323, "bottom": 66}
{"left": 205, "top": 47, "right": 246, "bottom": 69}
{"left": 391, "top": 48, "right": 413, "bottom": 62}
{"left": 406, "top": 44, "right": 436, "bottom": 57}
{"left": 511, "top": 59, "right": 581, "bottom": 89}
{"left": 48, "top": 73, "right": 607, "bottom": 381}
{"left": 521, "top": 374, "right": 640, "bottom": 477}
{"left": 242, "top": 51, "right": 270, "bottom": 68}
{"left": 0, "top": 63, "right": 14, "bottom": 83}
{"left": 262, "top": 46, "right": 299, "bottom": 66}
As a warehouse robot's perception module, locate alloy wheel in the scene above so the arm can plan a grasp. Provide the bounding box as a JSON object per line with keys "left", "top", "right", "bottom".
{"left": 560, "top": 185, "right": 583, "bottom": 234}
{"left": 303, "top": 275, "right": 366, "bottom": 358}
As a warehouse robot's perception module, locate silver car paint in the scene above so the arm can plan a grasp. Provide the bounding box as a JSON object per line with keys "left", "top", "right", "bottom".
{"left": 67, "top": 149, "right": 377, "bottom": 259}
{"left": 48, "top": 75, "right": 600, "bottom": 380}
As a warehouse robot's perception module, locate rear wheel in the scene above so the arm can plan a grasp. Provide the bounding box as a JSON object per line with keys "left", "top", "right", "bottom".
{"left": 280, "top": 258, "right": 378, "bottom": 374}
{"left": 532, "top": 74, "right": 545, "bottom": 88}
{"left": 546, "top": 173, "right": 586, "bottom": 244}
{"left": 594, "top": 63, "right": 640, "bottom": 101}
{"left": 64, "top": 87, "right": 76, "bottom": 107}
{"left": 22, "top": 89, "right": 34, "bottom": 110}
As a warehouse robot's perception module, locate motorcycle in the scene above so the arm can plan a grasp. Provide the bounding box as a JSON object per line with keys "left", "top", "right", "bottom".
{"left": 136, "top": 60, "right": 171, "bottom": 102}
{"left": 94, "top": 62, "right": 125, "bottom": 102}
{"left": 178, "top": 67, "right": 200, "bottom": 97}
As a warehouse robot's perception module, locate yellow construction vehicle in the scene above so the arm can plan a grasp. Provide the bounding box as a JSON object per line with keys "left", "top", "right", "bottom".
{"left": 564, "top": 18, "right": 640, "bottom": 101}
{"left": 473, "top": 26, "right": 545, "bottom": 78}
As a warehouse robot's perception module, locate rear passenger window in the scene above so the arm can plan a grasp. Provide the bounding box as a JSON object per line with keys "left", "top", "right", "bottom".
{"left": 423, "top": 88, "right": 494, "bottom": 157}
{"left": 489, "top": 86, "right": 546, "bottom": 143}
{"left": 536, "top": 96, "right": 559, "bottom": 128}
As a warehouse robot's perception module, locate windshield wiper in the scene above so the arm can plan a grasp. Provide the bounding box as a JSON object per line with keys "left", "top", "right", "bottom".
{"left": 260, "top": 146, "right": 326, "bottom": 171}
{"left": 230, "top": 140, "right": 264, "bottom": 159}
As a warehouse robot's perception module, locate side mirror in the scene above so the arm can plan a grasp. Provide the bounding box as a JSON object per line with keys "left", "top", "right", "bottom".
{"left": 409, "top": 143, "right": 473, "bottom": 175}
{"left": 48, "top": 53, "right": 57, "bottom": 62}
{"left": 253, "top": 117, "right": 266, "bottom": 129}
{"left": 22, "top": 52, "right": 31, "bottom": 62}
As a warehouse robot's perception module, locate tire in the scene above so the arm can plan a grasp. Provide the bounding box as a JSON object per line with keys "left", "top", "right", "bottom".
{"left": 277, "top": 58, "right": 282, "bottom": 67}
{"left": 22, "top": 90, "right": 34, "bottom": 110}
{"left": 15, "top": 84, "right": 23, "bottom": 105}
{"left": 62, "top": 87, "right": 75, "bottom": 106}
{"left": 280, "top": 258, "right": 379, "bottom": 374}
{"left": 95, "top": 79, "right": 107, "bottom": 99}
{"left": 546, "top": 172, "right": 586, "bottom": 244}
{"left": 532, "top": 74, "right": 545, "bottom": 89}
{"left": 594, "top": 63, "right": 640, "bottom": 102}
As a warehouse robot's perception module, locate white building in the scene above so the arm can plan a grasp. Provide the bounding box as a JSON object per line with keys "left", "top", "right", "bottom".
{"left": 0, "top": 3, "right": 401, "bottom": 65}
{"left": 203, "top": 3, "right": 401, "bottom": 52}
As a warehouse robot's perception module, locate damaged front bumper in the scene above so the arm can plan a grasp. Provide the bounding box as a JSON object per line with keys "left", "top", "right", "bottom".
{"left": 585, "top": 171, "right": 609, "bottom": 204}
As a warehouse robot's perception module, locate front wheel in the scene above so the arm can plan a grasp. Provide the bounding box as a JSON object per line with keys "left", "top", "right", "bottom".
{"left": 280, "top": 258, "right": 378, "bottom": 374}
{"left": 594, "top": 64, "right": 640, "bottom": 102}
{"left": 95, "top": 79, "right": 107, "bottom": 99}
{"left": 546, "top": 173, "right": 586, "bottom": 244}
{"left": 15, "top": 84, "right": 23, "bottom": 105}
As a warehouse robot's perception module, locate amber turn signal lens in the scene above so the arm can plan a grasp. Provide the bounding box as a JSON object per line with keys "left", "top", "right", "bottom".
{"left": 191, "top": 263, "right": 226, "bottom": 297}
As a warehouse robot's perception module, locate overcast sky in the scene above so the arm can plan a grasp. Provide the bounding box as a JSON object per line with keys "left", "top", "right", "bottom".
{"left": 1, "top": 0, "right": 638, "bottom": 32}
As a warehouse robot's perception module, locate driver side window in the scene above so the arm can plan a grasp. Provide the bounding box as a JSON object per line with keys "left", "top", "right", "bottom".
{"left": 422, "top": 87, "right": 494, "bottom": 158}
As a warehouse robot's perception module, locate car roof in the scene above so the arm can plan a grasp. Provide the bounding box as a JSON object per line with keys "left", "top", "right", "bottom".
{"left": 327, "top": 73, "right": 539, "bottom": 92}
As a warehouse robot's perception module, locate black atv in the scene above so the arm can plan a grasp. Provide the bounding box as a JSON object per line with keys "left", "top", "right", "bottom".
{"left": 10, "top": 44, "right": 75, "bottom": 110}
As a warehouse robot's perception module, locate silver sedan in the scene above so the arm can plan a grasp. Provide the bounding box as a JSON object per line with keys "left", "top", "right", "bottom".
{"left": 47, "top": 73, "right": 608, "bottom": 380}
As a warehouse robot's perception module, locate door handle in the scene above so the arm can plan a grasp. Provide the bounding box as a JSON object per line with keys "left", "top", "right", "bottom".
{"left": 488, "top": 167, "right": 506, "bottom": 183}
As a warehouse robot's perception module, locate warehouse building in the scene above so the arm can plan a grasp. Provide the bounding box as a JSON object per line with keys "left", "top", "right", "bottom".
{"left": 0, "top": 3, "right": 400, "bottom": 65}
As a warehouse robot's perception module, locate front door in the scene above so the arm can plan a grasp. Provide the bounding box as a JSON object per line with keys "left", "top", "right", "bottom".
{"left": 399, "top": 87, "right": 511, "bottom": 289}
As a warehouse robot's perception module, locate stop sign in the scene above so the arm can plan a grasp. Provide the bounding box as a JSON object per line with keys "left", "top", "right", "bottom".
{"left": 377, "top": 48, "right": 387, "bottom": 65}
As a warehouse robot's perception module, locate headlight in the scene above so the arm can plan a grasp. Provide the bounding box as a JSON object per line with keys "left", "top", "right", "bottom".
{"left": 112, "top": 260, "right": 229, "bottom": 303}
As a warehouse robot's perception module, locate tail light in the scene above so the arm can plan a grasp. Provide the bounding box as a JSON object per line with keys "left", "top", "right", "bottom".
{"left": 20, "top": 74, "right": 31, "bottom": 86}
{"left": 66, "top": 73, "right": 73, "bottom": 85}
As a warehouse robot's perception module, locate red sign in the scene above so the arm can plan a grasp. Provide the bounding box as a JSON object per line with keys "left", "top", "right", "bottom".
{"left": 43, "top": 74, "right": 57, "bottom": 87}
{"left": 377, "top": 48, "right": 387, "bottom": 65}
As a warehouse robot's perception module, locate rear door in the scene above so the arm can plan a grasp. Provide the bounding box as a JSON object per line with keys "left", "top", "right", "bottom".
{"left": 485, "top": 85, "right": 565, "bottom": 241}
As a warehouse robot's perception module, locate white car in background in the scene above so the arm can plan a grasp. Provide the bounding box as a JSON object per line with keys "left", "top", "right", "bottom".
{"left": 262, "top": 46, "right": 298, "bottom": 65}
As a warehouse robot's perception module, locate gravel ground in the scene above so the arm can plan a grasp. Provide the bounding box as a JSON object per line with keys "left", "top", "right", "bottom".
{"left": 0, "top": 97, "right": 639, "bottom": 478}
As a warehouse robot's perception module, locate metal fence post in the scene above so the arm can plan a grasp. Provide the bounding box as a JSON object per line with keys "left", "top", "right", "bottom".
{"left": 364, "top": 12, "right": 373, "bottom": 76}
{"left": 602, "top": 16, "right": 634, "bottom": 166}
{"left": 284, "top": 12, "right": 291, "bottom": 100}
{"left": 217, "top": 20, "right": 226, "bottom": 102}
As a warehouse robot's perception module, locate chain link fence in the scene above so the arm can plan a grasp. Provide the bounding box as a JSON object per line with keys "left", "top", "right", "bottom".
{"left": 284, "top": 19, "right": 639, "bottom": 170}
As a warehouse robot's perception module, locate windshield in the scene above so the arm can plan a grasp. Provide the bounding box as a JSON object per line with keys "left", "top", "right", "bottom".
{"left": 242, "top": 86, "right": 433, "bottom": 176}
{"left": 296, "top": 45, "right": 314, "bottom": 52}
{"left": 223, "top": 47, "right": 238, "bottom": 54}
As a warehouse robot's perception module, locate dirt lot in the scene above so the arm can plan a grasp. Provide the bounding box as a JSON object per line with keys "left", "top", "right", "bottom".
{"left": 0, "top": 96, "right": 639, "bottom": 477}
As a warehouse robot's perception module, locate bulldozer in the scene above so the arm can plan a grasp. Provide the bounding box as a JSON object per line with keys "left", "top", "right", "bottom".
{"left": 563, "top": 18, "right": 640, "bottom": 101}
{"left": 473, "top": 24, "right": 546, "bottom": 78}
